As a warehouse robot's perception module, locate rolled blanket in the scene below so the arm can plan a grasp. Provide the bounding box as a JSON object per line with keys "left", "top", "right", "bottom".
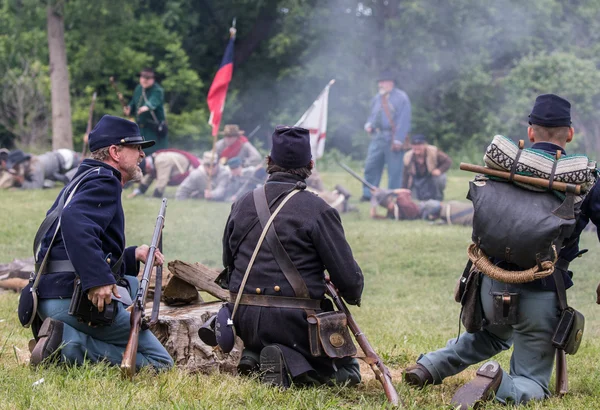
{"left": 484, "top": 135, "right": 597, "bottom": 193}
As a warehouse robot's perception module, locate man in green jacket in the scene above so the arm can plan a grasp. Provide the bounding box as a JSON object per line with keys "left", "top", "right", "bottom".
{"left": 124, "top": 68, "right": 167, "bottom": 154}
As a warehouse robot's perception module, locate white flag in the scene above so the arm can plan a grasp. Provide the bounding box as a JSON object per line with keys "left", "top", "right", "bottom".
{"left": 294, "top": 79, "right": 335, "bottom": 161}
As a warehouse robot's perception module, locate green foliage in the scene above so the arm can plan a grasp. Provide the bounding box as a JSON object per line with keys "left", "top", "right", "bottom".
{"left": 3, "top": 0, "right": 600, "bottom": 162}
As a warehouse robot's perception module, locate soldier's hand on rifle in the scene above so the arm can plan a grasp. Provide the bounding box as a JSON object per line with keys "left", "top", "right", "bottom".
{"left": 391, "top": 141, "right": 403, "bottom": 152}
{"left": 135, "top": 244, "right": 165, "bottom": 266}
{"left": 204, "top": 189, "right": 213, "bottom": 199}
{"left": 137, "top": 106, "right": 149, "bottom": 115}
{"left": 88, "top": 284, "right": 120, "bottom": 312}
{"left": 123, "top": 106, "right": 131, "bottom": 116}
{"left": 364, "top": 123, "right": 373, "bottom": 134}
{"left": 431, "top": 168, "right": 442, "bottom": 177}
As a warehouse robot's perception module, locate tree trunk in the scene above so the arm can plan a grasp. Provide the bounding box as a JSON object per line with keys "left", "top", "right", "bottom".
{"left": 47, "top": 1, "right": 73, "bottom": 150}
{"left": 149, "top": 301, "right": 242, "bottom": 373}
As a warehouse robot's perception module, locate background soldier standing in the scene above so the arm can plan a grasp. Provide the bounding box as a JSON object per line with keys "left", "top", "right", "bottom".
{"left": 361, "top": 71, "right": 411, "bottom": 201}
{"left": 124, "top": 68, "right": 167, "bottom": 154}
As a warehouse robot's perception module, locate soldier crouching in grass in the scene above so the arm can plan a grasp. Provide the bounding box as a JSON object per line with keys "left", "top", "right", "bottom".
{"left": 404, "top": 94, "right": 600, "bottom": 408}
{"left": 219, "top": 126, "right": 364, "bottom": 387}
{"left": 22, "top": 115, "right": 173, "bottom": 370}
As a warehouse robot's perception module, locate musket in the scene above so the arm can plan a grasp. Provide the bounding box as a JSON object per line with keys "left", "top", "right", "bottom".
{"left": 109, "top": 76, "right": 128, "bottom": 110}
{"left": 324, "top": 278, "right": 403, "bottom": 407}
{"left": 555, "top": 349, "right": 568, "bottom": 396}
{"left": 121, "top": 199, "right": 167, "bottom": 379}
{"left": 338, "top": 162, "right": 378, "bottom": 191}
{"left": 460, "top": 162, "right": 581, "bottom": 194}
{"left": 82, "top": 92, "right": 97, "bottom": 157}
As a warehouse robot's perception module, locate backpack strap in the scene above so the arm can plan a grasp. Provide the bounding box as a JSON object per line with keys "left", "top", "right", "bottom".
{"left": 33, "top": 167, "right": 101, "bottom": 260}
{"left": 253, "top": 183, "right": 311, "bottom": 299}
{"left": 230, "top": 186, "right": 302, "bottom": 321}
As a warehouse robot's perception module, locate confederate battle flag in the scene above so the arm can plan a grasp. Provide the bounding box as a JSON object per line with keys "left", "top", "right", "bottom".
{"left": 294, "top": 79, "right": 335, "bottom": 161}
{"left": 207, "top": 27, "right": 236, "bottom": 137}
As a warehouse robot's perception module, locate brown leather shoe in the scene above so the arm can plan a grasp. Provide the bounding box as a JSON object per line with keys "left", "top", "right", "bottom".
{"left": 451, "top": 360, "right": 503, "bottom": 409}
{"left": 404, "top": 363, "right": 437, "bottom": 388}
{"left": 30, "top": 318, "right": 64, "bottom": 366}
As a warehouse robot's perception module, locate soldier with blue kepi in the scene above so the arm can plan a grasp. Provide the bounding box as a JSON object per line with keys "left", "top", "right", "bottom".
{"left": 220, "top": 126, "right": 364, "bottom": 387}
{"left": 25, "top": 115, "right": 173, "bottom": 370}
{"left": 361, "top": 71, "right": 411, "bottom": 201}
{"left": 404, "top": 94, "right": 600, "bottom": 408}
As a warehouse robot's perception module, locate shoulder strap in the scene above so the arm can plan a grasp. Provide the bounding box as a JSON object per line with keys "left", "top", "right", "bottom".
{"left": 230, "top": 187, "right": 301, "bottom": 321}
{"left": 33, "top": 167, "right": 100, "bottom": 260}
{"left": 553, "top": 261, "right": 570, "bottom": 311}
{"left": 254, "top": 185, "right": 310, "bottom": 299}
{"left": 141, "top": 89, "right": 161, "bottom": 125}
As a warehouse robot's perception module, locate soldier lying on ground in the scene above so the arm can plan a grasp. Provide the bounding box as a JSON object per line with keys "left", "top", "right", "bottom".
{"left": 370, "top": 188, "right": 473, "bottom": 225}
{"left": 219, "top": 157, "right": 267, "bottom": 203}
{"left": 6, "top": 149, "right": 82, "bottom": 189}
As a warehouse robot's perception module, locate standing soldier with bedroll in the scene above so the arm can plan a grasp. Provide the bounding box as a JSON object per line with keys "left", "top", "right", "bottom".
{"left": 404, "top": 94, "right": 600, "bottom": 408}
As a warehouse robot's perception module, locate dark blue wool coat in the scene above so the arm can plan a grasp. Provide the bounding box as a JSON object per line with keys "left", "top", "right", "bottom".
{"left": 37, "top": 159, "right": 138, "bottom": 299}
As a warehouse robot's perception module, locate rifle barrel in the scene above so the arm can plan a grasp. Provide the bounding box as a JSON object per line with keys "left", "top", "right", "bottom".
{"left": 338, "top": 162, "right": 378, "bottom": 191}
{"left": 325, "top": 281, "right": 402, "bottom": 407}
{"left": 120, "top": 199, "right": 167, "bottom": 379}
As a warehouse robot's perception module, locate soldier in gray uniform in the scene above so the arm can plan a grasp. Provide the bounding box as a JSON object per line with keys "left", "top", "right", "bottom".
{"left": 218, "top": 157, "right": 266, "bottom": 203}
{"left": 7, "top": 149, "right": 82, "bottom": 189}
{"left": 175, "top": 151, "right": 230, "bottom": 200}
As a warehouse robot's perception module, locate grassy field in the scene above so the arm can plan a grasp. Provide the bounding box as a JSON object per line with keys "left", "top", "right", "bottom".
{"left": 2, "top": 170, "right": 600, "bottom": 409}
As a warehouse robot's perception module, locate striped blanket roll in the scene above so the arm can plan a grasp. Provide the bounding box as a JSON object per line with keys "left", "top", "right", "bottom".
{"left": 484, "top": 135, "right": 598, "bottom": 193}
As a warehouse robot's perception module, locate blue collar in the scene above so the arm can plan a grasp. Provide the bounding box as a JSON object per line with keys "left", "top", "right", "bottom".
{"left": 530, "top": 142, "right": 566, "bottom": 156}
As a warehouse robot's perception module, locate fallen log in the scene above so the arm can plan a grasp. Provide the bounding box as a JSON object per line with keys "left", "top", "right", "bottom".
{"left": 168, "top": 260, "right": 228, "bottom": 301}
{"left": 163, "top": 276, "right": 202, "bottom": 305}
{"left": 0, "top": 257, "right": 34, "bottom": 280}
{"left": 148, "top": 301, "right": 241, "bottom": 373}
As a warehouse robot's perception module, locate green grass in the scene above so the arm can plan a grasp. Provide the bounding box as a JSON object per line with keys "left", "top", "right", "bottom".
{"left": 2, "top": 170, "right": 600, "bottom": 409}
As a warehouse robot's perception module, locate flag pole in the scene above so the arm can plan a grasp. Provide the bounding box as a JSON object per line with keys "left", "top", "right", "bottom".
{"left": 207, "top": 19, "right": 237, "bottom": 193}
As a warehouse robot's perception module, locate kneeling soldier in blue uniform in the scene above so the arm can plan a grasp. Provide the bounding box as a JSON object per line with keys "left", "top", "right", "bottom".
{"left": 404, "top": 95, "right": 600, "bottom": 407}
{"left": 28, "top": 115, "right": 173, "bottom": 370}
{"left": 222, "top": 126, "right": 364, "bottom": 387}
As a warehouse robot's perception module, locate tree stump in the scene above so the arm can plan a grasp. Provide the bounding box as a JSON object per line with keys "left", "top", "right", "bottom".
{"left": 149, "top": 301, "right": 242, "bottom": 374}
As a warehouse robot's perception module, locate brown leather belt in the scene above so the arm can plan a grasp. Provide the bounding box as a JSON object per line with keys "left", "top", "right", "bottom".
{"left": 229, "top": 292, "right": 321, "bottom": 310}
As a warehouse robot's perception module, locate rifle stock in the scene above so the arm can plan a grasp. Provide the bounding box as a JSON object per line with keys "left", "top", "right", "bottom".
{"left": 324, "top": 280, "right": 403, "bottom": 407}
{"left": 120, "top": 199, "right": 167, "bottom": 379}
{"left": 555, "top": 349, "right": 568, "bottom": 396}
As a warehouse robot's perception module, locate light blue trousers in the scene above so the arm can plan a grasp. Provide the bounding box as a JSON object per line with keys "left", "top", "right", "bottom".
{"left": 418, "top": 274, "right": 561, "bottom": 405}
{"left": 38, "top": 277, "right": 173, "bottom": 370}
{"left": 363, "top": 132, "right": 405, "bottom": 199}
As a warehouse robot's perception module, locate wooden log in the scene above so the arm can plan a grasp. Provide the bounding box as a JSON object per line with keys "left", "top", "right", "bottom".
{"left": 162, "top": 276, "right": 202, "bottom": 306}
{"left": 148, "top": 301, "right": 242, "bottom": 374}
{"left": 168, "top": 260, "right": 228, "bottom": 301}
